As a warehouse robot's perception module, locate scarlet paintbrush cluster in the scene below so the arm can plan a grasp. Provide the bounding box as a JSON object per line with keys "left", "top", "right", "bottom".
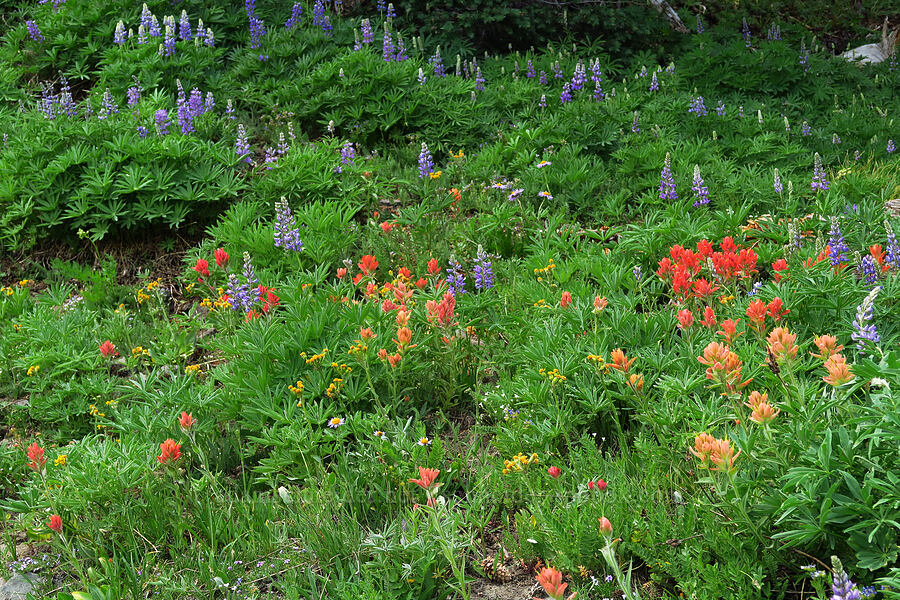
{"left": 657, "top": 237, "right": 758, "bottom": 301}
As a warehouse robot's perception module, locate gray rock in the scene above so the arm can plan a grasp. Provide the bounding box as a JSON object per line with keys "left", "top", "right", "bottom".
{"left": 0, "top": 573, "right": 44, "bottom": 600}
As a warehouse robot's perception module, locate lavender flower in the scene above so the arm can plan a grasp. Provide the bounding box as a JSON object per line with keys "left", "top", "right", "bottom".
{"left": 335, "top": 140, "right": 355, "bottom": 172}
{"left": 473, "top": 246, "right": 494, "bottom": 291}
{"left": 160, "top": 24, "right": 176, "bottom": 56}
{"left": 632, "top": 111, "right": 639, "bottom": 133}
{"left": 475, "top": 67, "right": 485, "bottom": 90}
{"left": 322, "top": 15, "right": 333, "bottom": 36}
{"left": 811, "top": 153, "right": 829, "bottom": 192}
{"left": 552, "top": 61, "right": 563, "bottom": 79}
{"left": 828, "top": 217, "right": 849, "bottom": 266}
{"left": 774, "top": 169, "right": 783, "bottom": 193}
{"left": 447, "top": 259, "right": 466, "bottom": 296}
{"left": 235, "top": 124, "right": 251, "bottom": 163}
{"left": 114, "top": 21, "right": 126, "bottom": 44}
{"left": 417, "top": 68, "right": 426, "bottom": 85}
{"left": 649, "top": 71, "right": 658, "bottom": 91}
{"left": 285, "top": 3, "right": 303, "bottom": 29}
{"left": 658, "top": 152, "right": 677, "bottom": 201}
{"left": 739, "top": 105, "right": 745, "bottom": 118}
{"left": 526, "top": 60, "right": 535, "bottom": 78}
{"left": 386, "top": 3, "right": 396, "bottom": 19}
{"left": 887, "top": 139, "right": 895, "bottom": 154}
{"left": 571, "top": 60, "right": 586, "bottom": 91}
{"left": 141, "top": 4, "right": 154, "bottom": 30}
{"left": 137, "top": 24, "right": 147, "bottom": 44}
{"left": 187, "top": 88, "right": 204, "bottom": 118}
{"left": 177, "top": 101, "right": 194, "bottom": 134}
{"left": 881, "top": 222, "right": 900, "bottom": 272}
{"left": 431, "top": 49, "right": 445, "bottom": 77}
{"left": 857, "top": 255, "right": 878, "bottom": 287}
{"left": 274, "top": 197, "right": 304, "bottom": 252}
{"left": 741, "top": 17, "right": 751, "bottom": 47}
{"left": 691, "top": 165, "right": 709, "bottom": 207}
{"left": 205, "top": 28, "right": 215, "bottom": 47}
{"left": 696, "top": 15, "right": 703, "bottom": 34}
{"left": 716, "top": 101, "right": 725, "bottom": 116}
{"left": 377, "top": 0, "right": 385, "bottom": 11}
{"left": 508, "top": 188, "right": 524, "bottom": 202}
{"left": 361, "top": 18, "right": 373, "bottom": 44}
{"left": 688, "top": 96, "right": 707, "bottom": 116}
{"left": 58, "top": 77, "right": 76, "bottom": 117}
{"left": 393, "top": 35, "right": 406, "bottom": 60}
{"left": 799, "top": 41, "right": 810, "bottom": 72}
{"left": 39, "top": 86, "right": 57, "bottom": 119}
{"left": 312, "top": 0, "right": 325, "bottom": 26}
{"left": 98, "top": 89, "right": 118, "bottom": 120}
{"left": 26, "top": 21, "right": 44, "bottom": 43}
{"left": 538, "top": 94, "right": 546, "bottom": 109}
{"left": 592, "top": 80, "right": 605, "bottom": 101}
{"left": 638, "top": 65, "right": 648, "bottom": 78}
{"left": 226, "top": 274, "right": 253, "bottom": 312}
{"left": 242, "top": 252, "right": 259, "bottom": 290}
{"left": 418, "top": 143, "right": 434, "bottom": 179}
{"left": 382, "top": 25, "right": 393, "bottom": 62}
{"left": 126, "top": 82, "right": 142, "bottom": 107}
{"left": 560, "top": 82, "right": 572, "bottom": 104}
{"left": 633, "top": 265, "right": 643, "bottom": 281}
{"left": 155, "top": 109, "right": 169, "bottom": 135}
{"left": 539, "top": 71, "right": 547, "bottom": 85}
{"left": 137, "top": 126, "right": 148, "bottom": 138}
{"left": 832, "top": 133, "right": 841, "bottom": 145}
{"left": 179, "top": 10, "right": 191, "bottom": 41}
{"left": 851, "top": 286, "right": 881, "bottom": 353}
{"left": 249, "top": 16, "right": 266, "bottom": 49}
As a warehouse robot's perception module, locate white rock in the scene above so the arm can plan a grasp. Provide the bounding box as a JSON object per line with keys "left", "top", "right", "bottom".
{"left": 0, "top": 573, "right": 44, "bottom": 600}
{"left": 841, "top": 18, "right": 897, "bottom": 65}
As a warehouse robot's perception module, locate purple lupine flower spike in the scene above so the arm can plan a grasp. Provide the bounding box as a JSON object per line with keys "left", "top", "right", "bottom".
{"left": 226, "top": 274, "right": 252, "bottom": 312}
{"left": 659, "top": 152, "right": 677, "bottom": 200}
{"left": 242, "top": 252, "right": 258, "bottom": 290}
{"left": 828, "top": 217, "right": 849, "bottom": 266}
{"left": 285, "top": 3, "right": 303, "bottom": 29}
{"left": 155, "top": 109, "right": 169, "bottom": 135}
{"left": 26, "top": 21, "right": 44, "bottom": 43}
{"left": 274, "top": 197, "right": 304, "bottom": 252}
{"left": 811, "top": 152, "right": 829, "bottom": 191}
{"left": 447, "top": 259, "right": 466, "bottom": 296}
{"left": 382, "top": 24, "right": 393, "bottom": 61}
{"left": 773, "top": 169, "right": 782, "bottom": 193}
{"left": 560, "top": 82, "right": 572, "bottom": 104}
{"left": 114, "top": 21, "right": 126, "bottom": 44}
{"left": 235, "top": 124, "right": 251, "bottom": 163}
{"left": 691, "top": 165, "right": 709, "bottom": 207}
{"left": 418, "top": 143, "right": 434, "bottom": 179}
{"left": 851, "top": 286, "right": 881, "bottom": 351}
{"left": 179, "top": 10, "right": 191, "bottom": 41}
{"left": 473, "top": 246, "right": 494, "bottom": 291}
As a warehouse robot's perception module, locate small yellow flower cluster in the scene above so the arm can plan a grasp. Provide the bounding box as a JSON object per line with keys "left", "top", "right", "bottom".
{"left": 54, "top": 454, "right": 67, "bottom": 466}
{"left": 185, "top": 364, "right": 202, "bottom": 376}
{"left": 539, "top": 367, "right": 566, "bottom": 384}
{"left": 185, "top": 283, "right": 195, "bottom": 294}
{"left": 347, "top": 342, "right": 367, "bottom": 354}
{"left": 289, "top": 380, "right": 304, "bottom": 396}
{"left": 89, "top": 404, "right": 106, "bottom": 418}
{"left": 105, "top": 399, "right": 117, "bottom": 408}
{"left": 502, "top": 452, "right": 539, "bottom": 475}
{"left": 429, "top": 171, "right": 442, "bottom": 180}
{"left": 302, "top": 348, "right": 329, "bottom": 365}
{"left": 17, "top": 279, "right": 32, "bottom": 287}
{"left": 331, "top": 362, "right": 352, "bottom": 374}
{"left": 1, "top": 286, "right": 16, "bottom": 296}
{"left": 26, "top": 365, "right": 40, "bottom": 377}
{"left": 326, "top": 377, "right": 344, "bottom": 398}
{"left": 532, "top": 299, "right": 550, "bottom": 308}
{"left": 136, "top": 279, "right": 162, "bottom": 304}
{"left": 718, "top": 294, "right": 735, "bottom": 305}
{"left": 132, "top": 346, "right": 149, "bottom": 358}
{"left": 450, "top": 150, "right": 465, "bottom": 158}
{"left": 114, "top": 303, "right": 126, "bottom": 314}
{"left": 200, "top": 297, "right": 213, "bottom": 309}
{"left": 213, "top": 296, "right": 231, "bottom": 310}
{"left": 13, "top": 323, "right": 22, "bottom": 330}
{"left": 533, "top": 259, "right": 556, "bottom": 280}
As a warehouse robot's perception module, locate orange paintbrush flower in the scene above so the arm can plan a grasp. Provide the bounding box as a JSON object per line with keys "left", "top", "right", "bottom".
{"left": 811, "top": 335, "right": 843, "bottom": 361}
{"left": 409, "top": 466, "right": 440, "bottom": 491}
{"left": 766, "top": 327, "right": 798, "bottom": 364}
{"left": 823, "top": 354, "right": 854, "bottom": 387}
{"left": 608, "top": 348, "right": 635, "bottom": 373}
